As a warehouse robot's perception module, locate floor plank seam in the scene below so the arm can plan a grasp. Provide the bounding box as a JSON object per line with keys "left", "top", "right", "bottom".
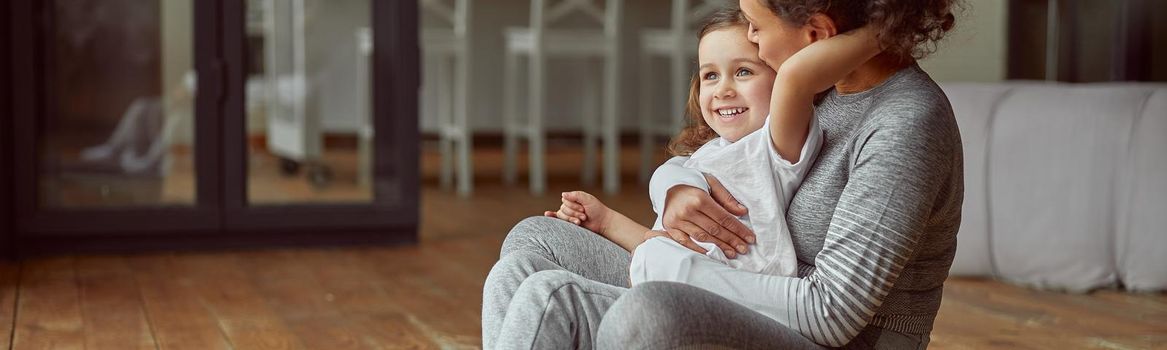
{"left": 193, "top": 258, "right": 240, "bottom": 350}
{"left": 6, "top": 264, "right": 21, "bottom": 350}
{"left": 128, "top": 257, "right": 165, "bottom": 350}
{"left": 71, "top": 257, "right": 88, "bottom": 350}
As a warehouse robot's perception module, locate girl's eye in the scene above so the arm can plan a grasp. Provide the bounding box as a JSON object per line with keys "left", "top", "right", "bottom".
{"left": 703, "top": 72, "right": 719, "bottom": 80}
{"left": 735, "top": 68, "right": 753, "bottom": 77}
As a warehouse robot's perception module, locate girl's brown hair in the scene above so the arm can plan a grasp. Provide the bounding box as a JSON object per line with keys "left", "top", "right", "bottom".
{"left": 666, "top": 8, "right": 750, "bottom": 156}
{"left": 760, "top": 0, "right": 960, "bottom": 63}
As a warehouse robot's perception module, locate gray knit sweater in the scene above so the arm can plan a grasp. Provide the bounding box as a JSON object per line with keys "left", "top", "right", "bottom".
{"left": 650, "top": 64, "right": 963, "bottom": 346}
{"left": 783, "top": 64, "right": 963, "bottom": 345}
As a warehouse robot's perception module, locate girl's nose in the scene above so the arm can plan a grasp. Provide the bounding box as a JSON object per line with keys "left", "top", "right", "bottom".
{"left": 716, "top": 81, "right": 737, "bottom": 99}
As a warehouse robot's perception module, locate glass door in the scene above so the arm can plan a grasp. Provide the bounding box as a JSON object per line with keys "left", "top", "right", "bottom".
{"left": 221, "top": 0, "right": 419, "bottom": 233}
{"left": 6, "top": 0, "right": 419, "bottom": 251}
{"left": 243, "top": 0, "right": 374, "bottom": 205}
{"left": 11, "top": 0, "right": 222, "bottom": 236}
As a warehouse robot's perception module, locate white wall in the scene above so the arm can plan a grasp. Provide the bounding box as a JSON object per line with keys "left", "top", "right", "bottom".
{"left": 919, "top": 0, "right": 1008, "bottom": 82}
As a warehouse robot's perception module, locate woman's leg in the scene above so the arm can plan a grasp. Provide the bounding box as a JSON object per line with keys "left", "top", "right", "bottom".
{"left": 495, "top": 270, "right": 627, "bottom": 349}
{"left": 483, "top": 216, "right": 631, "bottom": 349}
{"left": 595, "top": 281, "right": 827, "bottom": 349}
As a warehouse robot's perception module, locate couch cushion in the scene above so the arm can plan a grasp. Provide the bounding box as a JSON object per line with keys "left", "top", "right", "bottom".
{"left": 988, "top": 85, "right": 1145, "bottom": 292}
{"left": 940, "top": 83, "right": 1012, "bottom": 276}
{"left": 1119, "top": 87, "right": 1167, "bottom": 291}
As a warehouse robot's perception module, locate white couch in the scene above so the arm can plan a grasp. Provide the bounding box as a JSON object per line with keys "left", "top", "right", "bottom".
{"left": 942, "top": 82, "right": 1167, "bottom": 292}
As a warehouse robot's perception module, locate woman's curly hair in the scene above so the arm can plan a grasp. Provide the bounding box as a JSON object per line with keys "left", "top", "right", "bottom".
{"left": 666, "top": 8, "right": 750, "bottom": 156}
{"left": 762, "top": 0, "right": 960, "bottom": 63}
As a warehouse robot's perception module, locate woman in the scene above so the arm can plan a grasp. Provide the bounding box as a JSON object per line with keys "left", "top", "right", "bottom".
{"left": 483, "top": 0, "right": 962, "bottom": 348}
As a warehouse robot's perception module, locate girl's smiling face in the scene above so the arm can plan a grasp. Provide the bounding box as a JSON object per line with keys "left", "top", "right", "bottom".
{"left": 698, "top": 26, "right": 776, "bottom": 143}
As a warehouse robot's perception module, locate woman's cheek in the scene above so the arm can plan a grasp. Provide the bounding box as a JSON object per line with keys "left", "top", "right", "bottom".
{"left": 758, "top": 47, "right": 781, "bottom": 69}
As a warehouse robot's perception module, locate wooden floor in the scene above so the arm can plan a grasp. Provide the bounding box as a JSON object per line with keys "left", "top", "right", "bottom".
{"left": 4, "top": 146, "right": 1165, "bottom": 349}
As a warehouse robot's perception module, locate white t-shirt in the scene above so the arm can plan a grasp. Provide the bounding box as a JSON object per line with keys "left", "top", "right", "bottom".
{"left": 631, "top": 116, "right": 823, "bottom": 283}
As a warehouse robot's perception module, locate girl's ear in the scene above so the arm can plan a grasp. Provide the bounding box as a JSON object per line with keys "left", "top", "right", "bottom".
{"left": 803, "top": 13, "right": 838, "bottom": 44}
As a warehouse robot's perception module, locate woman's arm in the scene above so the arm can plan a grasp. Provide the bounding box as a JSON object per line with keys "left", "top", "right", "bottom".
{"left": 769, "top": 26, "right": 880, "bottom": 163}
{"left": 649, "top": 158, "right": 757, "bottom": 257}
{"left": 648, "top": 156, "right": 708, "bottom": 218}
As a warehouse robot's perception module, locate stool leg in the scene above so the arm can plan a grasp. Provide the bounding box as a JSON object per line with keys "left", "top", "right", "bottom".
{"left": 581, "top": 62, "right": 598, "bottom": 187}
{"left": 670, "top": 47, "right": 688, "bottom": 138}
{"left": 454, "top": 49, "right": 473, "bottom": 196}
{"left": 456, "top": 128, "right": 473, "bottom": 196}
{"left": 502, "top": 51, "right": 519, "bottom": 185}
{"left": 529, "top": 50, "right": 547, "bottom": 195}
{"left": 638, "top": 52, "right": 655, "bottom": 184}
{"left": 355, "top": 37, "right": 372, "bottom": 189}
{"left": 438, "top": 55, "right": 454, "bottom": 189}
{"left": 602, "top": 46, "right": 621, "bottom": 194}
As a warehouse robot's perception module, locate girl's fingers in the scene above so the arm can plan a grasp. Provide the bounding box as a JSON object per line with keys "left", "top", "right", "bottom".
{"left": 562, "top": 191, "right": 591, "bottom": 202}
{"left": 563, "top": 191, "right": 599, "bottom": 211}
{"left": 558, "top": 204, "right": 586, "bottom": 221}
{"left": 555, "top": 210, "right": 581, "bottom": 226}
{"left": 560, "top": 198, "right": 586, "bottom": 213}
{"left": 547, "top": 210, "right": 578, "bottom": 226}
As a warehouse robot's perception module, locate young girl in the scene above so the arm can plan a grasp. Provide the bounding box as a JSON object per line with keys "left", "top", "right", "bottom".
{"left": 544, "top": 8, "right": 879, "bottom": 281}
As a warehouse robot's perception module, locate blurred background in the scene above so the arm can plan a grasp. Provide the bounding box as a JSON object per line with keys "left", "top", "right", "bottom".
{"left": 19, "top": 0, "right": 1166, "bottom": 209}
{"left": 0, "top": 0, "right": 1164, "bottom": 348}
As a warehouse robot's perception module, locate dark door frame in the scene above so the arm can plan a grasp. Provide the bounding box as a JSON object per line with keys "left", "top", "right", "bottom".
{"left": 219, "top": 0, "right": 419, "bottom": 232}
{"left": 2, "top": 0, "right": 12, "bottom": 257}
{"left": 5, "top": 0, "right": 419, "bottom": 256}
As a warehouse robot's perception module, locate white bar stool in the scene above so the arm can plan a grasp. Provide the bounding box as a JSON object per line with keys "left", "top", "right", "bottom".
{"left": 502, "top": 0, "right": 625, "bottom": 195}
{"left": 637, "top": 0, "right": 726, "bottom": 183}
{"left": 421, "top": 0, "right": 475, "bottom": 195}
{"left": 357, "top": 1, "right": 474, "bottom": 195}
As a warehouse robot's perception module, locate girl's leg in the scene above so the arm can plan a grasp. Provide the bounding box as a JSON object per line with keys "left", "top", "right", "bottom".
{"left": 498, "top": 216, "right": 632, "bottom": 285}
{"left": 495, "top": 270, "right": 627, "bottom": 350}
{"left": 483, "top": 216, "right": 631, "bottom": 349}
{"left": 595, "top": 281, "right": 828, "bottom": 349}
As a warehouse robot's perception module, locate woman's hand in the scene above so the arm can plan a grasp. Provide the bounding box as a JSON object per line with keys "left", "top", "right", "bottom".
{"left": 643, "top": 229, "right": 710, "bottom": 255}
{"left": 661, "top": 175, "right": 755, "bottom": 258}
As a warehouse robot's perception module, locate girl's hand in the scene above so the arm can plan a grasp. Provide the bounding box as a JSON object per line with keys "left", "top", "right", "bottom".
{"left": 543, "top": 191, "right": 612, "bottom": 235}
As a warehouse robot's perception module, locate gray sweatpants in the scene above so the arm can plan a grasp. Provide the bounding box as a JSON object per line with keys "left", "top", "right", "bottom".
{"left": 482, "top": 216, "right": 927, "bottom": 349}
